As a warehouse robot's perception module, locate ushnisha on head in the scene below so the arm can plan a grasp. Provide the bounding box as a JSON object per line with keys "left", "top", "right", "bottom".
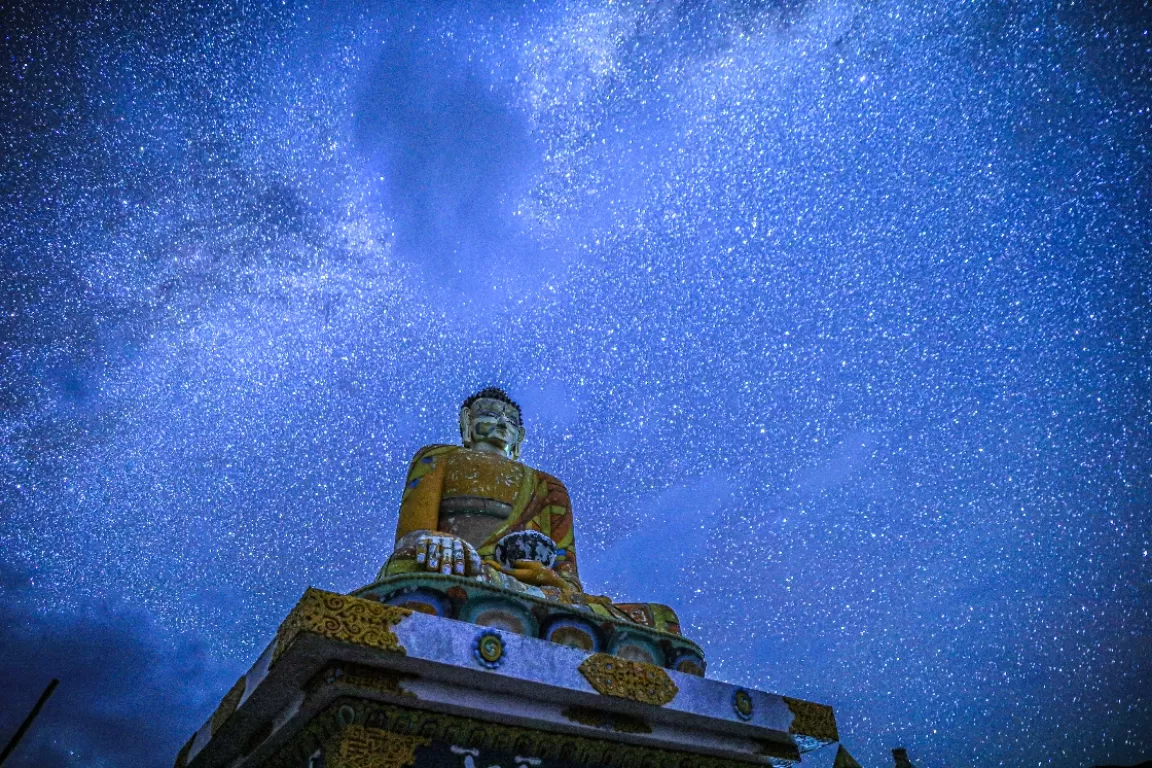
{"left": 459, "top": 387, "right": 525, "bottom": 460}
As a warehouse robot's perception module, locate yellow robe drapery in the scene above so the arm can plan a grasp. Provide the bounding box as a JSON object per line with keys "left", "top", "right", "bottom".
{"left": 386, "top": 444, "right": 582, "bottom": 592}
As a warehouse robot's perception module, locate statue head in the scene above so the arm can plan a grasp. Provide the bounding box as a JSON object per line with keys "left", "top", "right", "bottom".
{"left": 459, "top": 387, "right": 525, "bottom": 460}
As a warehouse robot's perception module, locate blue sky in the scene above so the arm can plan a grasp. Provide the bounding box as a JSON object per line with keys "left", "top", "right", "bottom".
{"left": 1, "top": 1, "right": 1149, "bottom": 766}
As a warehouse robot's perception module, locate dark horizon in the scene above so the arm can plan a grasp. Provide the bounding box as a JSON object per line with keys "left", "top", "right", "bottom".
{"left": 2, "top": 1, "right": 1149, "bottom": 766}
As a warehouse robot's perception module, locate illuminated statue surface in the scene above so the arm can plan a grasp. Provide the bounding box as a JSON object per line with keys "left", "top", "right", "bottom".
{"left": 384, "top": 388, "right": 579, "bottom": 593}
{"left": 373, "top": 387, "right": 700, "bottom": 671}
{"left": 172, "top": 389, "right": 856, "bottom": 768}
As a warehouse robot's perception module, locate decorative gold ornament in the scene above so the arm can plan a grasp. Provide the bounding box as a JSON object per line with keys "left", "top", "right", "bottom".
{"left": 273, "top": 588, "right": 411, "bottom": 664}
{"left": 782, "top": 696, "right": 838, "bottom": 743}
{"left": 326, "top": 724, "right": 430, "bottom": 768}
{"left": 578, "top": 653, "right": 678, "bottom": 706}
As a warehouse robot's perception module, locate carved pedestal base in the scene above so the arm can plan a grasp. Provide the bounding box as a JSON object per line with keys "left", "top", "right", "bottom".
{"left": 271, "top": 698, "right": 803, "bottom": 768}
{"left": 175, "top": 589, "right": 851, "bottom": 768}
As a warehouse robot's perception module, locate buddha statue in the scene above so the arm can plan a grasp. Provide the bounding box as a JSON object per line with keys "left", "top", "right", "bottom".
{"left": 380, "top": 387, "right": 682, "bottom": 633}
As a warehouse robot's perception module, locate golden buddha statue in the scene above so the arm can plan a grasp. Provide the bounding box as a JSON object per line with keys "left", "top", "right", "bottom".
{"left": 380, "top": 387, "right": 684, "bottom": 635}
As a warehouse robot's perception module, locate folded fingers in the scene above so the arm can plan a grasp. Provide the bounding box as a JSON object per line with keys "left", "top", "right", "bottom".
{"left": 446, "top": 538, "right": 461, "bottom": 575}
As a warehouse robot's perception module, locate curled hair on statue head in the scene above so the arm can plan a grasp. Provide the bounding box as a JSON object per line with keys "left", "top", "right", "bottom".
{"left": 461, "top": 386, "right": 521, "bottom": 413}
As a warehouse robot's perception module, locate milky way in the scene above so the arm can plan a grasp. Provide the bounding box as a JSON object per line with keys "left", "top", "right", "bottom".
{"left": 2, "top": 2, "right": 1149, "bottom": 766}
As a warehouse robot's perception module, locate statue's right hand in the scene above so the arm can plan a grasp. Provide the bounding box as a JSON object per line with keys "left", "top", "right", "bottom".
{"left": 414, "top": 533, "right": 483, "bottom": 577}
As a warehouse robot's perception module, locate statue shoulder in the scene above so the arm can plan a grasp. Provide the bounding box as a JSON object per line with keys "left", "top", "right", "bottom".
{"left": 406, "top": 443, "right": 459, "bottom": 470}
{"left": 528, "top": 465, "right": 570, "bottom": 496}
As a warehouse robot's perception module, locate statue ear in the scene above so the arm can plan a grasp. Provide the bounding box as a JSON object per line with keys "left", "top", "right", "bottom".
{"left": 511, "top": 427, "right": 525, "bottom": 461}
{"left": 459, "top": 406, "right": 472, "bottom": 447}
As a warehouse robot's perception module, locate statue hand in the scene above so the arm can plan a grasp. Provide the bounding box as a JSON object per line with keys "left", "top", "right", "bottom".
{"left": 414, "top": 533, "right": 483, "bottom": 577}
{"left": 484, "top": 558, "right": 567, "bottom": 588}
{"left": 582, "top": 593, "right": 613, "bottom": 606}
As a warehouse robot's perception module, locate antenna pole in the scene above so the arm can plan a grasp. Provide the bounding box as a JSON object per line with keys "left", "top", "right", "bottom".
{"left": 0, "top": 678, "right": 59, "bottom": 767}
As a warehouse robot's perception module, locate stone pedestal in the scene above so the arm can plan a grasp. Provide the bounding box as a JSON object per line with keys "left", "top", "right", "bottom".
{"left": 176, "top": 589, "right": 847, "bottom": 768}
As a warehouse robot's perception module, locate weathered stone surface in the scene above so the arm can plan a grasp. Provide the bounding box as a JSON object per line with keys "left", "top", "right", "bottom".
{"left": 179, "top": 589, "right": 839, "bottom": 768}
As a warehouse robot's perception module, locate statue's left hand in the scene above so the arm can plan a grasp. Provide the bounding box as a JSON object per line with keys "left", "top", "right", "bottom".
{"left": 485, "top": 558, "right": 567, "bottom": 588}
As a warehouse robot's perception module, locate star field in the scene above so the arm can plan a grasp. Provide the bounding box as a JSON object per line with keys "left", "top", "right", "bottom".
{"left": 1, "top": 1, "right": 1149, "bottom": 766}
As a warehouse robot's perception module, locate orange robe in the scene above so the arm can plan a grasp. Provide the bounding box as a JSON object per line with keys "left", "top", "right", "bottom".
{"left": 385, "top": 444, "right": 582, "bottom": 592}
{"left": 382, "top": 444, "right": 683, "bottom": 635}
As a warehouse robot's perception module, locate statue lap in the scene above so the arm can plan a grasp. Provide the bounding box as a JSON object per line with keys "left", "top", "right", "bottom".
{"left": 382, "top": 444, "right": 684, "bottom": 635}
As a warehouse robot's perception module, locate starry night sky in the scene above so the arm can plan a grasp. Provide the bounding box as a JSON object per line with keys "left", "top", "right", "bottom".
{"left": 1, "top": 1, "right": 1149, "bottom": 766}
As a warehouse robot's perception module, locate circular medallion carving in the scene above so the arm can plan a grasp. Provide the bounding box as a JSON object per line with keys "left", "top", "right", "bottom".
{"left": 733, "top": 689, "right": 754, "bottom": 721}
{"left": 473, "top": 628, "right": 506, "bottom": 669}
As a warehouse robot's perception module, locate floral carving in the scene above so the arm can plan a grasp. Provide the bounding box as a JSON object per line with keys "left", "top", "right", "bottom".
{"left": 782, "top": 696, "right": 839, "bottom": 744}
{"left": 326, "top": 724, "right": 430, "bottom": 768}
{"left": 273, "top": 588, "right": 411, "bottom": 664}
{"left": 578, "top": 653, "right": 678, "bottom": 706}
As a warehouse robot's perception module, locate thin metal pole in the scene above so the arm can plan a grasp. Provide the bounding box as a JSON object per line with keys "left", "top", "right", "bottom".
{"left": 0, "top": 678, "right": 59, "bottom": 767}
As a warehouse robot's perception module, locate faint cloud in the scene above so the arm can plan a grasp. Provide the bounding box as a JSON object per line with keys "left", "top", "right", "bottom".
{"left": 585, "top": 472, "right": 731, "bottom": 605}
{"left": 0, "top": 565, "right": 231, "bottom": 768}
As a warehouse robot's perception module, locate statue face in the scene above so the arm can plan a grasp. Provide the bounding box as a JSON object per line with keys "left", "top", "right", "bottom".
{"left": 462, "top": 397, "right": 524, "bottom": 457}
